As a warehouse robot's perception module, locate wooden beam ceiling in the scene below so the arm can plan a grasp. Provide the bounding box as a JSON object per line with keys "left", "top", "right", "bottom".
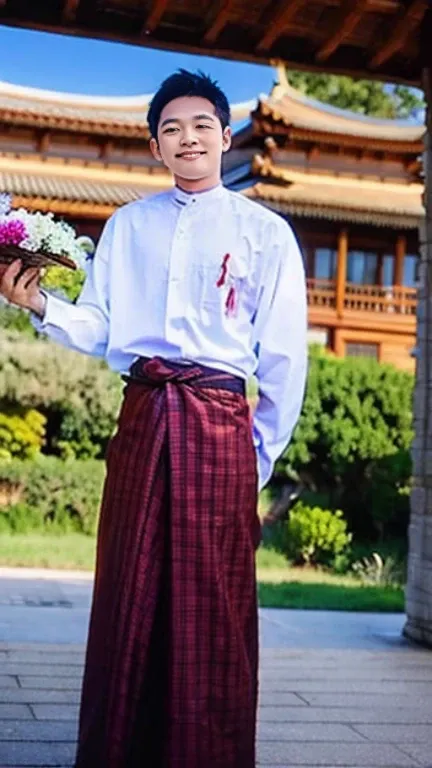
{"left": 369, "top": 0, "right": 428, "bottom": 69}
{"left": 369, "top": 0, "right": 404, "bottom": 11}
{"left": 0, "top": 0, "right": 426, "bottom": 85}
{"left": 256, "top": 0, "right": 306, "bottom": 53}
{"left": 316, "top": 0, "right": 369, "bottom": 62}
{"left": 143, "top": 0, "right": 169, "bottom": 35}
{"left": 203, "top": 0, "right": 236, "bottom": 44}
{"left": 63, "top": 0, "right": 81, "bottom": 23}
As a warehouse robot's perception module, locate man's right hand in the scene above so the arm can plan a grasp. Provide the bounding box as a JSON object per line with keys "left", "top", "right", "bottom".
{"left": 0, "top": 260, "right": 46, "bottom": 318}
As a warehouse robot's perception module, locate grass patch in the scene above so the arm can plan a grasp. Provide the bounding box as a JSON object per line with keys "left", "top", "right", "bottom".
{"left": 256, "top": 549, "right": 404, "bottom": 611}
{"left": 0, "top": 533, "right": 96, "bottom": 570}
{"left": 0, "top": 534, "right": 405, "bottom": 613}
{"left": 255, "top": 546, "right": 288, "bottom": 569}
{"left": 258, "top": 576, "right": 404, "bottom": 612}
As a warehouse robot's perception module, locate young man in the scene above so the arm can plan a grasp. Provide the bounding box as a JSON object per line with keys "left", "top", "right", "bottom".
{"left": 0, "top": 70, "right": 307, "bottom": 767}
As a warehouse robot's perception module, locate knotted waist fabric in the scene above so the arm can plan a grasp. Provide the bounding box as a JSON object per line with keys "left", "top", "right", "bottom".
{"left": 75, "top": 356, "right": 261, "bottom": 768}
{"left": 127, "top": 355, "right": 246, "bottom": 395}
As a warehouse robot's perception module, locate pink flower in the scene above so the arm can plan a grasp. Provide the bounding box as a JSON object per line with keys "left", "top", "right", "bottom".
{"left": 0, "top": 219, "right": 27, "bottom": 246}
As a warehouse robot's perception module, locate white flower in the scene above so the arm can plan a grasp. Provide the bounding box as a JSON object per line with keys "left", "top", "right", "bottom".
{"left": 5, "top": 208, "right": 94, "bottom": 269}
{"left": 0, "top": 193, "right": 11, "bottom": 216}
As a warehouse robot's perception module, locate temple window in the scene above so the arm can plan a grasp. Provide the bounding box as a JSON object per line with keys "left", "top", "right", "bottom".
{"left": 382, "top": 254, "right": 394, "bottom": 287}
{"left": 345, "top": 342, "right": 379, "bottom": 359}
{"left": 347, "top": 251, "right": 378, "bottom": 285}
{"left": 314, "top": 247, "right": 337, "bottom": 280}
{"left": 403, "top": 255, "right": 418, "bottom": 288}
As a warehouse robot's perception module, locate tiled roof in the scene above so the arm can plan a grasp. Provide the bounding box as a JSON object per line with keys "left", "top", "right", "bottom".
{"left": 0, "top": 80, "right": 255, "bottom": 136}
{"left": 245, "top": 171, "right": 424, "bottom": 229}
{"left": 254, "top": 76, "right": 425, "bottom": 146}
{"left": 0, "top": 169, "right": 166, "bottom": 206}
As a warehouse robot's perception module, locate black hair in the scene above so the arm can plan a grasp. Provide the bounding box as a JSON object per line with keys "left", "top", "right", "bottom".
{"left": 147, "top": 69, "right": 231, "bottom": 139}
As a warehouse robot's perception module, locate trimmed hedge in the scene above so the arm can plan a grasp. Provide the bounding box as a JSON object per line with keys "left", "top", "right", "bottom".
{"left": 0, "top": 457, "right": 105, "bottom": 534}
{"left": 0, "top": 329, "right": 122, "bottom": 458}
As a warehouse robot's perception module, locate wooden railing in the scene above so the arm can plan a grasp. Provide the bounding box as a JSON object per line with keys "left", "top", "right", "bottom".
{"left": 307, "top": 279, "right": 336, "bottom": 309}
{"left": 307, "top": 279, "right": 417, "bottom": 316}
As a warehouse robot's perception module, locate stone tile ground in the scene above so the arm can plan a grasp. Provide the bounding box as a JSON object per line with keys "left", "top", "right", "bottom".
{"left": 0, "top": 568, "right": 431, "bottom": 767}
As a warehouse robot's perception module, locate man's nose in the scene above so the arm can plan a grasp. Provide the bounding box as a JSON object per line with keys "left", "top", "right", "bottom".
{"left": 180, "top": 130, "right": 198, "bottom": 146}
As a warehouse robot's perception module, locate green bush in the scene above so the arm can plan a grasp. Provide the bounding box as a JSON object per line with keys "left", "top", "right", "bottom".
{"left": 286, "top": 502, "right": 352, "bottom": 567}
{"left": 0, "top": 503, "right": 47, "bottom": 534}
{"left": 0, "top": 330, "right": 122, "bottom": 458}
{"left": 0, "top": 457, "right": 105, "bottom": 534}
{"left": 276, "top": 348, "right": 414, "bottom": 540}
{"left": 0, "top": 409, "right": 46, "bottom": 459}
{"left": 0, "top": 302, "right": 37, "bottom": 338}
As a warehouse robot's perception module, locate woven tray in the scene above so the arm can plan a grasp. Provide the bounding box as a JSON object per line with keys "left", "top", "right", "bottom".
{"left": 0, "top": 243, "right": 77, "bottom": 271}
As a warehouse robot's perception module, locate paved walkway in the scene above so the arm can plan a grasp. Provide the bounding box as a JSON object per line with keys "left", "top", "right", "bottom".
{"left": 0, "top": 568, "right": 431, "bottom": 767}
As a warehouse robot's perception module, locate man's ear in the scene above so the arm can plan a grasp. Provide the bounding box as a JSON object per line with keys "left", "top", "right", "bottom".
{"left": 222, "top": 126, "right": 232, "bottom": 154}
{"left": 150, "top": 137, "right": 163, "bottom": 162}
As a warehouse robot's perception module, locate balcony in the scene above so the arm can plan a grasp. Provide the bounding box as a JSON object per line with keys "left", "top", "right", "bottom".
{"left": 307, "top": 278, "right": 417, "bottom": 333}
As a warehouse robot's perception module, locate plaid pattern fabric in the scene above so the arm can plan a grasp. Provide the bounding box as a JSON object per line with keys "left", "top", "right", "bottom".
{"left": 75, "top": 357, "right": 261, "bottom": 768}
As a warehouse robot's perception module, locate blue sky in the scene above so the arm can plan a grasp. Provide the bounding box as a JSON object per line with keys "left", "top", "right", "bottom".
{"left": 0, "top": 25, "right": 275, "bottom": 102}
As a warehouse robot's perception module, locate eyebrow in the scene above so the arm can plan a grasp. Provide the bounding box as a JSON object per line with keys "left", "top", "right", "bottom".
{"left": 160, "top": 113, "right": 216, "bottom": 128}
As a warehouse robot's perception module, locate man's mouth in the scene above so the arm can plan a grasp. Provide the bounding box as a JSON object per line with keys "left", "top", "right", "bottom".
{"left": 176, "top": 151, "right": 206, "bottom": 160}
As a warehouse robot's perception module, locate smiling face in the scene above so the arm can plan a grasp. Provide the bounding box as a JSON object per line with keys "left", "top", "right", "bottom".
{"left": 150, "top": 95, "right": 232, "bottom": 192}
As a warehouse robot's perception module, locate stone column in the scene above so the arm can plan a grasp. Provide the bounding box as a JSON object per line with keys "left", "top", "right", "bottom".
{"left": 404, "top": 68, "right": 432, "bottom": 647}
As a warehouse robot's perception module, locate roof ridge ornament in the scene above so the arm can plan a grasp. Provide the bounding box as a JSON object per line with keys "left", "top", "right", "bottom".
{"left": 270, "top": 61, "right": 290, "bottom": 100}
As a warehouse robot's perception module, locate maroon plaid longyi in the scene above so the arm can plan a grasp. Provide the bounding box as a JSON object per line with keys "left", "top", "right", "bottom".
{"left": 74, "top": 357, "right": 261, "bottom": 768}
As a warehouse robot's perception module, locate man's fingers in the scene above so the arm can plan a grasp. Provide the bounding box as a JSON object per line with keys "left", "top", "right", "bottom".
{"left": 0, "top": 259, "right": 22, "bottom": 294}
{"left": 0, "top": 261, "right": 42, "bottom": 311}
{"left": 6, "top": 259, "right": 22, "bottom": 278}
{"left": 22, "top": 267, "right": 40, "bottom": 290}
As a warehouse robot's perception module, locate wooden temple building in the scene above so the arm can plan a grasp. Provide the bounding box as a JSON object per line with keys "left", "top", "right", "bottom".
{"left": 227, "top": 69, "right": 424, "bottom": 370}
{"left": 0, "top": 68, "right": 424, "bottom": 370}
{"left": 1, "top": 0, "right": 432, "bottom": 646}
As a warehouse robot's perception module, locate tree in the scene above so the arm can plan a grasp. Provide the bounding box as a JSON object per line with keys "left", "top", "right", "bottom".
{"left": 276, "top": 348, "right": 414, "bottom": 540}
{"left": 287, "top": 71, "right": 425, "bottom": 119}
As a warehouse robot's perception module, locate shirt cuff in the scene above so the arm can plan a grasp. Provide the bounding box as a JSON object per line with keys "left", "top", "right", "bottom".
{"left": 255, "top": 440, "right": 273, "bottom": 491}
{"left": 30, "top": 291, "right": 67, "bottom": 332}
{"left": 30, "top": 290, "right": 47, "bottom": 333}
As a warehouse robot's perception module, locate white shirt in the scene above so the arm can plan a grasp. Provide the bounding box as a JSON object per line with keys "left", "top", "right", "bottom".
{"left": 34, "top": 184, "right": 307, "bottom": 489}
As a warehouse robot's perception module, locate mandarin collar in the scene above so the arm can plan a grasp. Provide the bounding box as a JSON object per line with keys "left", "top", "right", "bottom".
{"left": 172, "top": 183, "right": 225, "bottom": 208}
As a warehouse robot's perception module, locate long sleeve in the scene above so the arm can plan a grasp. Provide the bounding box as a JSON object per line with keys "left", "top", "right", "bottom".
{"left": 252, "top": 222, "right": 308, "bottom": 490}
{"left": 32, "top": 217, "right": 113, "bottom": 357}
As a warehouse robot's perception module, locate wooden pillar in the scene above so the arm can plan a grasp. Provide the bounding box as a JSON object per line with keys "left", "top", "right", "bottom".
{"left": 38, "top": 131, "right": 50, "bottom": 155}
{"left": 394, "top": 234, "right": 406, "bottom": 287}
{"left": 404, "top": 64, "right": 432, "bottom": 647}
{"left": 336, "top": 228, "right": 348, "bottom": 319}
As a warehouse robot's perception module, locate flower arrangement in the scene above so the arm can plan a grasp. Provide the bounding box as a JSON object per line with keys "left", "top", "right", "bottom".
{"left": 0, "top": 193, "right": 94, "bottom": 271}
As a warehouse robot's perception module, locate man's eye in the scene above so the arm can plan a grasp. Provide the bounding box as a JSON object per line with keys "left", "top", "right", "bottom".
{"left": 197, "top": 124, "right": 212, "bottom": 129}
{"left": 163, "top": 127, "right": 177, "bottom": 134}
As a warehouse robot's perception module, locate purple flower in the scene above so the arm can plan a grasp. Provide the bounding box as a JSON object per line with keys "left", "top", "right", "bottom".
{"left": 0, "top": 193, "right": 11, "bottom": 216}
{"left": 0, "top": 219, "right": 27, "bottom": 246}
